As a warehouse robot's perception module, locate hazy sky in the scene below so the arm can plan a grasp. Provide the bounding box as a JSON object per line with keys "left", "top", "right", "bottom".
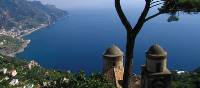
{"left": 38, "top": 0, "right": 144, "bottom": 10}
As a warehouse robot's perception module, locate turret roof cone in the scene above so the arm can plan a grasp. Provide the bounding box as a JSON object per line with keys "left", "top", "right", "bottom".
{"left": 147, "top": 44, "right": 166, "bottom": 56}
{"left": 103, "top": 45, "right": 123, "bottom": 57}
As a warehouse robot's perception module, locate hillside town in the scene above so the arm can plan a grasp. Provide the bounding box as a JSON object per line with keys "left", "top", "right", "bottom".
{"left": 0, "top": 55, "right": 71, "bottom": 88}
{"left": 0, "top": 23, "right": 49, "bottom": 57}
{"left": 0, "top": 54, "right": 115, "bottom": 88}
{"left": 0, "top": 24, "right": 48, "bottom": 38}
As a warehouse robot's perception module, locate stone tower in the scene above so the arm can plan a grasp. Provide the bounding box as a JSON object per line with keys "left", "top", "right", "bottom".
{"left": 103, "top": 45, "right": 124, "bottom": 88}
{"left": 141, "top": 44, "right": 172, "bottom": 88}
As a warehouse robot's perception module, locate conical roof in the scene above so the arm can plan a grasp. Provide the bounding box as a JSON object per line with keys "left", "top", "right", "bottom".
{"left": 147, "top": 44, "right": 166, "bottom": 56}
{"left": 103, "top": 45, "right": 123, "bottom": 57}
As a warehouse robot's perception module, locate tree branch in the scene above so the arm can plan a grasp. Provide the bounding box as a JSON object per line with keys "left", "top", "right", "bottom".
{"left": 132, "top": 0, "right": 151, "bottom": 36}
{"left": 115, "top": 0, "right": 132, "bottom": 32}
{"left": 144, "top": 12, "right": 164, "bottom": 22}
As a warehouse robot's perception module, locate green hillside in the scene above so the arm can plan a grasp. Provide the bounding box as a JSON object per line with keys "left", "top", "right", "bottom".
{"left": 0, "top": 55, "right": 114, "bottom": 88}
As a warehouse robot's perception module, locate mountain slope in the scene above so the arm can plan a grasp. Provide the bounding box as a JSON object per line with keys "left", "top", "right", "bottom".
{"left": 0, "top": 0, "right": 67, "bottom": 30}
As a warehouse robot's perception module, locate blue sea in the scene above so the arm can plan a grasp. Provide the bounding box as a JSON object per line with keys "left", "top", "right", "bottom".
{"left": 17, "top": 8, "right": 200, "bottom": 74}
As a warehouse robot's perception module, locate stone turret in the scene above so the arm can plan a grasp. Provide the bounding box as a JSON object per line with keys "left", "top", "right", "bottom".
{"left": 103, "top": 45, "right": 124, "bottom": 88}
{"left": 141, "top": 44, "right": 172, "bottom": 88}
{"left": 146, "top": 44, "right": 169, "bottom": 73}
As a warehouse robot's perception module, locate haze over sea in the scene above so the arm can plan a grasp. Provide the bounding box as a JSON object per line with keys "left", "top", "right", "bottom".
{"left": 18, "top": 0, "right": 200, "bottom": 74}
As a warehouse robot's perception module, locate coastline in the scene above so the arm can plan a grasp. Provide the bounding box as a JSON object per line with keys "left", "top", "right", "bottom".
{"left": 17, "top": 24, "right": 49, "bottom": 38}
{"left": 9, "top": 24, "right": 49, "bottom": 57}
{"left": 2, "top": 16, "right": 69, "bottom": 57}
{"left": 7, "top": 39, "right": 31, "bottom": 57}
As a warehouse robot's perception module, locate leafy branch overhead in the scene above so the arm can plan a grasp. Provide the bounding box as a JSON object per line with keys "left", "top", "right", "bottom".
{"left": 161, "top": 0, "right": 200, "bottom": 13}
{"left": 159, "top": 0, "right": 200, "bottom": 22}
{"left": 147, "top": 0, "right": 200, "bottom": 22}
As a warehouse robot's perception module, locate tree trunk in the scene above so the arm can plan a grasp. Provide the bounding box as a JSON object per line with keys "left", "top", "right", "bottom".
{"left": 114, "top": 0, "right": 151, "bottom": 88}
{"left": 123, "top": 32, "right": 135, "bottom": 88}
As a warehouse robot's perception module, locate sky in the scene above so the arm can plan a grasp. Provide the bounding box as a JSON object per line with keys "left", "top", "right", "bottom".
{"left": 38, "top": 0, "right": 145, "bottom": 10}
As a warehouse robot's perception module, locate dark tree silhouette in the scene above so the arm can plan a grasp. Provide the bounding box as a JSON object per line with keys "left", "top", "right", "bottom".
{"left": 114, "top": 0, "right": 200, "bottom": 88}
{"left": 115, "top": 0, "right": 150, "bottom": 88}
